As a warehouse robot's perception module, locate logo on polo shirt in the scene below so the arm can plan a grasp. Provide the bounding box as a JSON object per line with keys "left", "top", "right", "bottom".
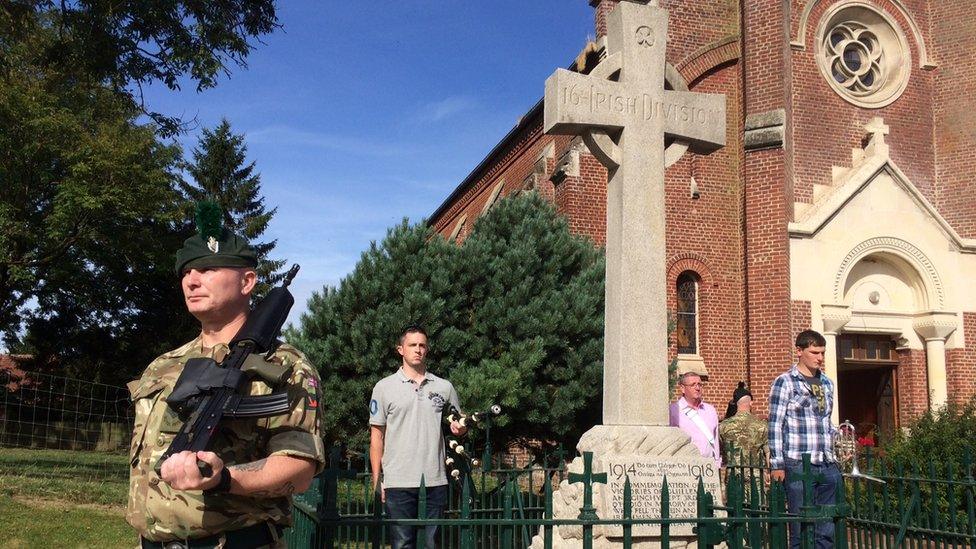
{"left": 428, "top": 392, "right": 446, "bottom": 410}
{"left": 370, "top": 399, "right": 379, "bottom": 415}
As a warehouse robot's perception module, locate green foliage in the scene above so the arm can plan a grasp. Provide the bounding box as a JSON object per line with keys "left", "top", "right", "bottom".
{"left": 882, "top": 397, "right": 976, "bottom": 475}
{"left": 1, "top": 0, "right": 279, "bottom": 380}
{"left": 0, "top": 22, "right": 198, "bottom": 381}
{"left": 2, "top": 1, "right": 278, "bottom": 134}
{"left": 181, "top": 119, "right": 285, "bottom": 299}
{"left": 292, "top": 193, "right": 605, "bottom": 454}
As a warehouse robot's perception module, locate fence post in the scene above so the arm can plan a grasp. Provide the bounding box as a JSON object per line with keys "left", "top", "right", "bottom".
{"left": 417, "top": 476, "right": 427, "bottom": 549}
{"left": 660, "top": 475, "right": 670, "bottom": 549}
{"left": 544, "top": 472, "right": 554, "bottom": 549}
{"left": 965, "top": 448, "right": 975, "bottom": 537}
{"left": 460, "top": 475, "right": 473, "bottom": 549}
{"left": 769, "top": 480, "right": 787, "bottom": 549}
{"left": 320, "top": 446, "right": 356, "bottom": 549}
{"left": 370, "top": 485, "right": 383, "bottom": 549}
{"left": 726, "top": 470, "right": 743, "bottom": 549}
{"left": 622, "top": 476, "right": 632, "bottom": 547}
{"left": 502, "top": 480, "right": 514, "bottom": 549}
{"left": 833, "top": 476, "right": 848, "bottom": 549}
{"left": 695, "top": 476, "right": 720, "bottom": 549}
{"left": 567, "top": 452, "right": 606, "bottom": 549}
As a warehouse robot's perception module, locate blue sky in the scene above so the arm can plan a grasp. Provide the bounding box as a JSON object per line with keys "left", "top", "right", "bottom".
{"left": 144, "top": 1, "right": 595, "bottom": 327}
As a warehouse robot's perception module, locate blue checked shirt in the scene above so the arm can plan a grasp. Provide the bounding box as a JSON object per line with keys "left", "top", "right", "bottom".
{"left": 767, "top": 365, "right": 838, "bottom": 469}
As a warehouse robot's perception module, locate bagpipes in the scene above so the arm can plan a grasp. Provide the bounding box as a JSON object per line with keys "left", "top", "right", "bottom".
{"left": 442, "top": 404, "right": 502, "bottom": 489}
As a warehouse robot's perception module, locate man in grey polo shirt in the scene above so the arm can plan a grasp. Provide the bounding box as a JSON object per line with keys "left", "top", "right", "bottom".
{"left": 369, "top": 325, "right": 466, "bottom": 549}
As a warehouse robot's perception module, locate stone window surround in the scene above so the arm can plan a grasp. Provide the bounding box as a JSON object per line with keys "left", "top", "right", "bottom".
{"left": 814, "top": 1, "right": 911, "bottom": 109}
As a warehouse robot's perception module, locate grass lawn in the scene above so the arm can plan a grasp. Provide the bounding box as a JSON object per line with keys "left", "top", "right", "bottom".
{"left": 0, "top": 447, "right": 131, "bottom": 548}
{"left": 0, "top": 495, "right": 133, "bottom": 549}
{"left": 0, "top": 447, "right": 128, "bottom": 506}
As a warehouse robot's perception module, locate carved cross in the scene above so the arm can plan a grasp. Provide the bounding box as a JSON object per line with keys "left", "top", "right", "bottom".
{"left": 543, "top": 2, "right": 726, "bottom": 425}
{"left": 568, "top": 451, "right": 607, "bottom": 520}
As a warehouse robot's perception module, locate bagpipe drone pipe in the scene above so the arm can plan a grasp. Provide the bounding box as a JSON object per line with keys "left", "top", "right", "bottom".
{"left": 442, "top": 404, "right": 503, "bottom": 495}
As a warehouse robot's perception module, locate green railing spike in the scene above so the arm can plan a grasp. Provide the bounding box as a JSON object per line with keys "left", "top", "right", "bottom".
{"left": 623, "top": 475, "right": 632, "bottom": 547}
{"left": 661, "top": 474, "right": 670, "bottom": 549}
{"left": 544, "top": 472, "right": 554, "bottom": 549}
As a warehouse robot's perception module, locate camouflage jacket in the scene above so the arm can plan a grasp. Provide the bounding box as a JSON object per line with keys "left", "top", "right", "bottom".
{"left": 126, "top": 336, "right": 326, "bottom": 541}
{"left": 719, "top": 411, "right": 768, "bottom": 467}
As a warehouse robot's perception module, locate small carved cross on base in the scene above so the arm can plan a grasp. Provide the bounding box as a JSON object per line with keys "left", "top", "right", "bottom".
{"left": 543, "top": 1, "right": 726, "bottom": 426}
{"left": 568, "top": 451, "right": 608, "bottom": 520}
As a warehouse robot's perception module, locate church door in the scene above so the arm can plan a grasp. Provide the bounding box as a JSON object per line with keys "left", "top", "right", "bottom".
{"left": 837, "top": 334, "right": 899, "bottom": 446}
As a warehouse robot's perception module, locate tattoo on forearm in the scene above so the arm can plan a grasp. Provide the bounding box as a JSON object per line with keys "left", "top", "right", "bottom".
{"left": 250, "top": 481, "right": 297, "bottom": 499}
{"left": 231, "top": 458, "right": 268, "bottom": 472}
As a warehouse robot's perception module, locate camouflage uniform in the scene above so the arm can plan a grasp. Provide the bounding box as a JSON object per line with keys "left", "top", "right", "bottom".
{"left": 126, "top": 336, "right": 326, "bottom": 544}
{"left": 719, "top": 411, "right": 768, "bottom": 467}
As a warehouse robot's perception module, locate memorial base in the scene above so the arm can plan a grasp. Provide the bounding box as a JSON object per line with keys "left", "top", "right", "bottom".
{"left": 530, "top": 425, "right": 724, "bottom": 549}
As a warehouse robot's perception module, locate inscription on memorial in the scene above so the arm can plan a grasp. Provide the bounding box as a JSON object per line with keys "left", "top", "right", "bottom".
{"left": 558, "top": 84, "right": 720, "bottom": 126}
{"left": 600, "top": 456, "right": 721, "bottom": 537}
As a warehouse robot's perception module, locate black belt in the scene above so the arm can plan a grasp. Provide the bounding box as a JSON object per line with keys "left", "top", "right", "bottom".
{"left": 140, "top": 522, "right": 283, "bottom": 549}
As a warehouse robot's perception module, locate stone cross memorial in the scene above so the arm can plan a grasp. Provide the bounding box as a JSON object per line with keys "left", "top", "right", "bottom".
{"left": 545, "top": 1, "right": 725, "bottom": 426}
{"left": 533, "top": 2, "right": 726, "bottom": 547}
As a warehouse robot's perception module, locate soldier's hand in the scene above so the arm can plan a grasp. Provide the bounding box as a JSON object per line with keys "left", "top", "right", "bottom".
{"left": 770, "top": 469, "right": 786, "bottom": 482}
{"left": 450, "top": 420, "right": 467, "bottom": 437}
{"left": 160, "top": 451, "right": 225, "bottom": 491}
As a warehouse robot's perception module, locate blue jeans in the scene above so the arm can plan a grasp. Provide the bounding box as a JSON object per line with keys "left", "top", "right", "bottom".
{"left": 784, "top": 459, "right": 841, "bottom": 549}
{"left": 385, "top": 485, "right": 449, "bottom": 549}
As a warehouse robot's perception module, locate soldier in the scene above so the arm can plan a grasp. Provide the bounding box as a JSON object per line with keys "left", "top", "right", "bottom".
{"left": 719, "top": 382, "right": 768, "bottom": 468}
{"left": 127, "top": 206, "right": 326, "bottom": 548}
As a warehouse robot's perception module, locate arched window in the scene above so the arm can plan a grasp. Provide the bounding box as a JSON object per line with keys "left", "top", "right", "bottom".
{"left": 676, "top": 271, "right": 699, "bottom": 355}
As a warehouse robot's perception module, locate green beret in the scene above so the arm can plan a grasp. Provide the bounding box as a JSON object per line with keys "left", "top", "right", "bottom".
{"left": 175, "top": 201, "right": 259, "bottom": 275}
{"left": 175, "top": 228, "right": 258, "bottom": 275}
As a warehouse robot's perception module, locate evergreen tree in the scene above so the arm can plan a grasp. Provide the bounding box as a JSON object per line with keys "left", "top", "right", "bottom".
{"left": 181, "top": 119, "right": 284, "bottom": 298}
{"left": 291, "top": 193, "right": 605, "bottom": 454}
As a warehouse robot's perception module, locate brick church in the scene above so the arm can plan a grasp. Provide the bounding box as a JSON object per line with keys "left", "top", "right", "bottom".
{"left": 427, "top": 0, "right": 976, "bottom": 443}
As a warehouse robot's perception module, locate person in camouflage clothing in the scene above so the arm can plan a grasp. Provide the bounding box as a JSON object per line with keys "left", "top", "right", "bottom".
{"left": 719, "top": 382, "right": 768, "bottom": 468}
{"left": 127, "top": 205, "right": 326, "bottom": 548}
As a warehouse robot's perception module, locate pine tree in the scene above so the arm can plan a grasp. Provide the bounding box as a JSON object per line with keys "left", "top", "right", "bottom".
{"left": 291, "top": 193, "right": 605, "bottom": 454}
{"left": 181, "top": 119, "right": 284, "bottom": 298}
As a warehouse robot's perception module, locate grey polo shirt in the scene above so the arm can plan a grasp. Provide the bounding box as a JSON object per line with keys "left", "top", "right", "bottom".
{"left": 369, "top": 368, "right": 460, "bottom": 488}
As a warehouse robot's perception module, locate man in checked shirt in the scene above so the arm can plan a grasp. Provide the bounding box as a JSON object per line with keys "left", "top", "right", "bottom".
{"left": 768, "top": 330, "right": 840, "bottom": 549}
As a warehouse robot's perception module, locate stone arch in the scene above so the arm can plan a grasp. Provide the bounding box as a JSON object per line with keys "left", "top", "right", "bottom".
{"left": 792, "top": 0, "right": 936, "bottom": 69}
{"left": 832, "top": 237, "right": 944, "bottom": 310}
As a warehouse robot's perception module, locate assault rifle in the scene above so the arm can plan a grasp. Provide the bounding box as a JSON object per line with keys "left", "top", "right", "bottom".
{"left": 155, "top": 264, "right": 301, "bottom": 476}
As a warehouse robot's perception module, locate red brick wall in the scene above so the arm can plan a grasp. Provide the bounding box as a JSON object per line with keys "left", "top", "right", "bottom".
{"left": 791, "top": 301, "right": 812, "bottom": 336}
{"left": 931, "top": 1, "right": 976, "bottom": 239}
{"left": 896, "top": 348, "right": 929, "bottom": 425}
{"left": 741, "top": 0, "right": 794, "bottom": 417}
{"left": 554, "top": 151, "right": 608, "bottom": 246}
{"left": 946, "top": 313, "right": 976, "bottom": 406}
{"left": 788, "top": 0, "right": 936, "bottom": 207}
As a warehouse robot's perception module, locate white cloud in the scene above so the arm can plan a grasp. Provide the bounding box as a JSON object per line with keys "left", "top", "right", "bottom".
{"left": 410, "top": 96, "right": 477, "bottom": 124}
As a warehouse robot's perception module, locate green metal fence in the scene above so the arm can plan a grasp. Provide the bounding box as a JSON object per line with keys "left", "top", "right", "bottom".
{"left": 286, "top": 446, "right": 976, "bottom": 549}
{"left": 840, "top": 448, "right": 976, "bottom": 548}
{"left": 285, "top": 450, "right": 859, "bottom": 549}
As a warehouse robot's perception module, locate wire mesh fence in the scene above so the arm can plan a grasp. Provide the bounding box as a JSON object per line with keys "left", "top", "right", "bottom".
{"left": 0, "top": 367, "right": 133, "bottom": 504}
{"left": 1, "top": 367, "right": 132, "bottom": 452}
